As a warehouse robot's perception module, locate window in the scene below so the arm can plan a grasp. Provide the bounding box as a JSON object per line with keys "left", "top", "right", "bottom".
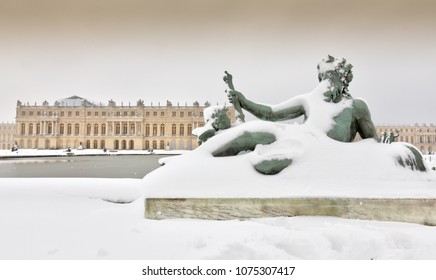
{"left": 145, "top": 140, "right": 150, "bottom": 150}
{"left": 145, "top": 124, "right": 150, "bottom": 136}
{"left": 95, "top": 111, "right": 99, "bottom": 117}
{"left": 153, "top": 124, "right": 157, "bottom": 136}
{"left": 75, "top": 124, "right": 80, "bottom": 135}
{"left": 161, "top": 112, "right": 165, "bottom": 117}
{"left": 160, "top": 124, "right": 165, "bottom": 136}
{"left": 188, "top": 112, "right": 192, "bottom": 117}
{"left": 152, "top": 140, "right": 157, "bottom": 149}
{"left": 30, "top": 111, "right": 34, "bottom": 116}
{"left": 59, "top": 124, "right": 64, "bottom": 135}
{"left": 179, "top": 124, "right": 184, "bottom": 136}
{"left": 47, "top": 123, "right": 53, "bottom": 134}
{"left": 102, "top": 112, "right": 106, "bottom": 117}
{"left": 76, "top": 111, "right": 80, "bottom": 117}
{"left": 67, "top": 124, "right": 72, "bottom": 135}
{"left": 29, "top": 123, "right": 34, "bottom": 135}
{"left": 153, "top": 111, "right": 157, "bottom": 117}
{"left": 37, "top": 111, "right": 41, "bottom": 116}
{"left": 131, "top": 123, "right": 135, "bottom": 135}
{"left": 60, "top": 111, "right": 64, "bottom": 117}
{"left": 116, "top": 112, "right": 121, "bottom": 117}
{"left": 94, "top": 124, "right": 99, "bottom": 135}
{"left": 21, "top": 123, "right": 26, "bottom": 135}
{"left": 21, "top": 111, "right": 26, "bottom": 116}
{"left": 187, "top": 124, "right": 192, "bottom": 135}
{"left": 131, "top": 111, "right": 135, "bottom": 117}
{"left": 160, "top": 141, "right": 165, "bottom": 149}
{"left": 86, "top": 124, "right": 91, "bottom": 135}
{"left": 172, "top": 124, "right": 177, "bottom": 136}
{"left": 101, "top": 124, "right": 106, "bottom": 135}
{"left": 180, "top": 112, "right": 184, "bottom": 118}
{"left": 115, "top": 123, "right": 121, "bottom": 135}
{"left": 124, "top": 111, "right": 128, "bottom": 117}
{"left": 146, "top": 111, "right": 150, "bottom": 117}
{"left": 172, "top": 112, "right": 176, "bottom": 117}
{"left": 87, "top": 111, "right": 91, "bottom": 116}
{"left": 123, "top": 123, "right": 128, "bottom": 135}
{"left": 68, "top": 111, "right": 72, "bottom": 117}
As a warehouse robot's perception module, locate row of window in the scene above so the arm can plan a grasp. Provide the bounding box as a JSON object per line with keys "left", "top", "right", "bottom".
{"left": 20, "top": 123, "right": 195, "bottom": 136}
{"left": 19, "top": 110, "right": 203, "bottom": 118}
{"left": 0, "top": 134, "right": 13, "bottom": 142}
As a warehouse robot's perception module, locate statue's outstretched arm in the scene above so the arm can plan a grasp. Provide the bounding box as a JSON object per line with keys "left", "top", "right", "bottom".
{"left": 229, "top": 90, "right": 305, "bottom": 122}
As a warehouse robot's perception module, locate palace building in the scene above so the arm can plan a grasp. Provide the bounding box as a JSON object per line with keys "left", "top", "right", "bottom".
{"left": 15, "top": 96, "right": 234, "bottom": 151}
{"left": 0, "top": 122, "right": 16, "bottom": 150}
{"left": 376, "top": 124, "right": 436, "bottom": 154}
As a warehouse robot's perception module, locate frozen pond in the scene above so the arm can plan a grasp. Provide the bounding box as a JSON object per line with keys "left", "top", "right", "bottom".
{"left": 0, "top": 155, "right": 171, "bottom": 178}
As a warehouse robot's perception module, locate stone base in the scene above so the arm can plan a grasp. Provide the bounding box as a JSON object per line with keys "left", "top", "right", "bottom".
{"left": 145, "top": 198, "right": 436, "bottom": 225}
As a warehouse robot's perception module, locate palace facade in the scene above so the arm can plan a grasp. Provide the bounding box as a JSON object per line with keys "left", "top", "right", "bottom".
{"left": 0, "top": 122, "right": 16, "bottom": 150}
{"left": 15, "top": 96, "right": 234, "bottom": 151}
{"left": 376, "top": 124, "right": 436, "bottom": 154}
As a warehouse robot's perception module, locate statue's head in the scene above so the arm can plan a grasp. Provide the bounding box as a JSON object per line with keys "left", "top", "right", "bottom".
{"left": 317, "top": 55, "right": 353, "bottom": 102}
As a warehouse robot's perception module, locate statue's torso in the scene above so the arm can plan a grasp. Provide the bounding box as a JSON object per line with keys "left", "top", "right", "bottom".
{"left": 327, "top": 104, "right": 358, "bottom": 142}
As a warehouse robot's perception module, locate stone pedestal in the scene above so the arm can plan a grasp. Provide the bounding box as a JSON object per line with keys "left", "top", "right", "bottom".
{"left": 145, "top": 197, "right": 436, "bottom": 225}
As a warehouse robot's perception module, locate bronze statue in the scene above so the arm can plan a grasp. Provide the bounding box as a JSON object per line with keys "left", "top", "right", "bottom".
{"left": 226, "top": 55, "right": 377, "bottom": 143}
{"left": 212, "top": 55, "right": 426, "bottom": 174}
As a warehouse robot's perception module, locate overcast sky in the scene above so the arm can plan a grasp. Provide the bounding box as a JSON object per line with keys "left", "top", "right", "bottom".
{"left": 1, "top": 0, "right": 435, "bottom": 125}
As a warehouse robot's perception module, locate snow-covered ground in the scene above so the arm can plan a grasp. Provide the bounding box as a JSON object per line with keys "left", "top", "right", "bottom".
{"left": 0, "top": 146, "right": 436, "bottom": 259}
{"left": 1, "top": 181, "right": 436, "bottom": 260}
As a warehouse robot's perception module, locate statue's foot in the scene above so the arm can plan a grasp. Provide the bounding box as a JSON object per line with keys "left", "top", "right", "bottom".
{"left": 396, "top": 145, "right": 427, "bottom": 172}
{"left": 254, "top": 158, "right": 293, "bottom": 175}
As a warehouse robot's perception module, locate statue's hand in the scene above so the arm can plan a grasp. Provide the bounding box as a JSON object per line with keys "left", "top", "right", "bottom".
{"left": 227, "top": 90, "right": 244, "bottom": 104}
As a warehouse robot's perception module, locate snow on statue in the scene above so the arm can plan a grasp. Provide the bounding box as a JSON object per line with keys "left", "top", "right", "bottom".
{"left": 145, "top": 56, "right": 429, "bottom": 199}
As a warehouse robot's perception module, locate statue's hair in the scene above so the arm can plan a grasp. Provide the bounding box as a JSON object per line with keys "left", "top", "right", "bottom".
{"left": 317, "top": 55, "right": 354, "bottom": 102}
{"left": 317, "top": 55, "right": 353, "bottom": 81}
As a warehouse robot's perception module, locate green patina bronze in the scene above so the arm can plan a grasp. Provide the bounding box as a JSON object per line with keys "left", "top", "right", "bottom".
{"left": 212, "top": 131, "right": 276, "bottom": 157}
{"left": 254, "top": 159, "right": 293, "bottom": 175}
{"left": 197, "top": 107, "right": 232, "bottom": 144}
{"left": 214, "top": 55, "right": 426, "bottom": 174}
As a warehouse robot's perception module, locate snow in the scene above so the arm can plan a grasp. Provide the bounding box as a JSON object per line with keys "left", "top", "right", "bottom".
{"left": 2, "top": 133, "right": 434, "bottom": 259}
{"left": 143, "top": 121, "right": 436, "bottom": 199}
{"left": 2, "top": 184, "right": 436, "bottom": 259}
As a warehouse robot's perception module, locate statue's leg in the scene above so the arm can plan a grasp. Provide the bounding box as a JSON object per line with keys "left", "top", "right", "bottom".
{"left": 212, "top": 131, "right": 276, "bottom": 157}
{"left": 212, "top": 131, "right": 293, "bottom": 175}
